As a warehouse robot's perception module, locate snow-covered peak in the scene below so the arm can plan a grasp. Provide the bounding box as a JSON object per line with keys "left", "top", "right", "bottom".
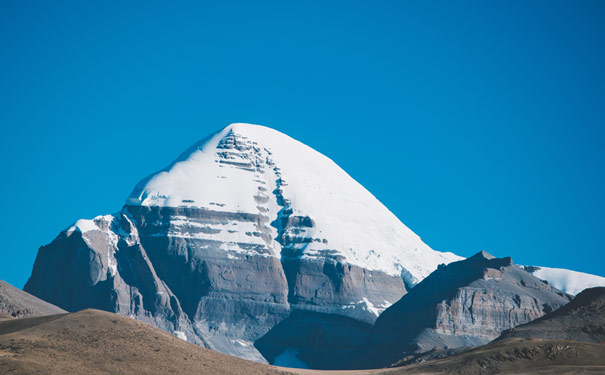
{"left": 524, "top": 266, "right": 605, "bottom": 296}
{"left": 126, "top": 123, "right": 462, "bottom": 281}
{"left": 65, "top": 215, "right": 114, "bottom": 235}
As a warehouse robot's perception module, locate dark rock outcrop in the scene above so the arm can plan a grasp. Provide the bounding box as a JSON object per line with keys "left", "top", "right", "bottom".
{"left": 356, "top": 251, "right": 572, "bottom": 368}
{"left": 498, "top": 286, "right": 605, "bottom": 343}
{"left": 386, "top": 338, "right": 605, "bottom": 375}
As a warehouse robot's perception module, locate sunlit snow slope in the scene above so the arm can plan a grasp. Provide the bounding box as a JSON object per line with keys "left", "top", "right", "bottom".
{"left": 525, "top": 266, "right": 605, "bottom": 295}
{"left": 127, "top": 123, "right": 461, "bottom": 283}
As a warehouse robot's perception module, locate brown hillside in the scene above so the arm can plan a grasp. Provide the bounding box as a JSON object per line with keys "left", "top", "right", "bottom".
{"left": 0, "top": 309, "right": 294, "bottom": 375}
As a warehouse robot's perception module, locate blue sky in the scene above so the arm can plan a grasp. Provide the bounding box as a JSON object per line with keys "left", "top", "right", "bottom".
{"left": 1, "top": 1, "right": 604, "bottom": 288}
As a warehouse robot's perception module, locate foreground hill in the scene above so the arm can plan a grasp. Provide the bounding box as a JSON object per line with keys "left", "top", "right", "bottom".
{"left": 0, "top": 309, "right": 293, "bottom": 375}
{"left": 378, "top": 338, "right": 605, "bottom": 375}
{"left": 0, "top": 280, "right": 65, "bottom": 318}
{"left": 0, "top": 293, "right": 603, "bottom": 375}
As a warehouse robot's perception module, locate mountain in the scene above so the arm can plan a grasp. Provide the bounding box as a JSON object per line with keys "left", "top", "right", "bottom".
{"left": 0, "top": 309, "right": 293, "bottom": 375}
{"left": 498, "top": 286, "right": 605, "bottom": 343}
{"left": 23, "top": 123, "right": 461, "bottom": 363}
{"left": 524, "top": 266, "right": 605, "bottom": 295}
{"left": 0, "top": 280, "right": 65, "bottom": 318}
{"left": 358, "top": 251, "right": 571, "bottom": 368}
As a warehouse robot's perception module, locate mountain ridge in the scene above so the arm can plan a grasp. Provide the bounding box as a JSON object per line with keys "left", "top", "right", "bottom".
{"left": 356, "top": 251, "right": 571, "bottom": 369}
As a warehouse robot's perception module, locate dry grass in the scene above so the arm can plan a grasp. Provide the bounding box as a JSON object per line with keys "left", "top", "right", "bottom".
{"left": 0, "top": 309, "right": 294, "bottom": 375}
{"left": 1, "top": 309, "right": 603, "bottom": 375}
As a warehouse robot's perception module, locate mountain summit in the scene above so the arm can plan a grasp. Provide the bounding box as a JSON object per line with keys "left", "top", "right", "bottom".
{"left": 126, "top": 123, "right": 460, "bottom": 281}
{"left": 24, "top": 123, "right": 461, "bottom": 362}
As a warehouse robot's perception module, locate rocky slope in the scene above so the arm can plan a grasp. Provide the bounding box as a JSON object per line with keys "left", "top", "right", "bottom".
{"left": 498, "top": 286, "right": 605, "bottom": 343}
{"left": 0, "top": 280, "right": 65, "bottom": 318}
{"left": 384, "top": 338, "right": 605, "bottom": 375}
{"left": 24, "top": 123, "right": 461, "bottom": 363}
{"left": 357, "top": 251, "right": 571, "bottom": 368}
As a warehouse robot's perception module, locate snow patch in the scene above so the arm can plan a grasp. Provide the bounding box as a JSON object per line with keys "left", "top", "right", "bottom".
{"left": 232, "top": 339, "right": 252, "bottom": 347}
{"left": 67, "top": 219, "right": 98, "bottom": 234}
{"left": 525, "top": 266, "right": 605, "bottom": 296}
{"left": 174, "top": 331, "right": 187, "bottom": 341}
{"left": 65, "top": 215, "right": 120, "bottom": 277}
{"left": 340, "top": 298, "right": 391, "bottom": 316}
{"left": 359, "top": 297, "right": 390, "bottom": 316}
{"left": 273, "top": 347, "right": 309, "bottom": 369}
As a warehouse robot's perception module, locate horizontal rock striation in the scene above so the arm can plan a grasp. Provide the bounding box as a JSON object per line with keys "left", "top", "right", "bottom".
{"left": 24, "top": 206, "right": 407, "bottom": 362}
{"left": 356, "top": 251, "right": 572, "bottom": 368}
{"left": 498, "top": 286, "right": 605, "bottom": 343}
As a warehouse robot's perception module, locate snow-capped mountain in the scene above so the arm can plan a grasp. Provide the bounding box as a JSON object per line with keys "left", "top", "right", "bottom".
{"left": 126, "top": 123, "right": 460, "bottom": 282}
{"left": 524, "top": 266, "right": 605, "bottom": 295}
{"left": 24, "top": 123, "right": 461, "bottom": 363}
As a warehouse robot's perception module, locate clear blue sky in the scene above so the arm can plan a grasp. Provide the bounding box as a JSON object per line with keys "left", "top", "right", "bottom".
{"left": 1, "top": 1, "right": 604, "bottom": 288}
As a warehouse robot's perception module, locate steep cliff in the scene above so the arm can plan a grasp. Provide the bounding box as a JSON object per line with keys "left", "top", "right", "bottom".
{"left": 358, "top": 251, "right": 571, "bottom": 368}
{"left": 498, "top": 286, "right": 605, "bottom": 343}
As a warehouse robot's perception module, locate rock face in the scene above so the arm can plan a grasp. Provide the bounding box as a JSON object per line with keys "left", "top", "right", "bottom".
{"left": 357, "top": 251, "right": 572, "bottom": 368}
{"left": 0, "top": 280, "right": 65, "bottom": 318}
{"left": 24, "top": 123, "right": 461, "bottom": 363}
{"left": 255, "top": 310, "right": 373, "bottom": 369}
{"left": 498, "top": 286, "right": 605, "bottom": 343}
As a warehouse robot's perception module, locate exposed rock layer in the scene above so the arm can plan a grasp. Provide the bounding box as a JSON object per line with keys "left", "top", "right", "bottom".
{"left": 498, "top": 286, "right": 605, "bottom": 343}
{"left": 357, "top": 251, "right": 572, "bottom": 368}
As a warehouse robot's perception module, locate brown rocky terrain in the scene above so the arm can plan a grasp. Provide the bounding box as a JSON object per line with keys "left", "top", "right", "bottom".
{"left": 0, "top": 308, "right": 294, "bottom": 375}
{"left": 381, "top": 338, "right": 605, "bottom": 375}
{"left": 289, "top": 339, "right": 605, "bottom": 375}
